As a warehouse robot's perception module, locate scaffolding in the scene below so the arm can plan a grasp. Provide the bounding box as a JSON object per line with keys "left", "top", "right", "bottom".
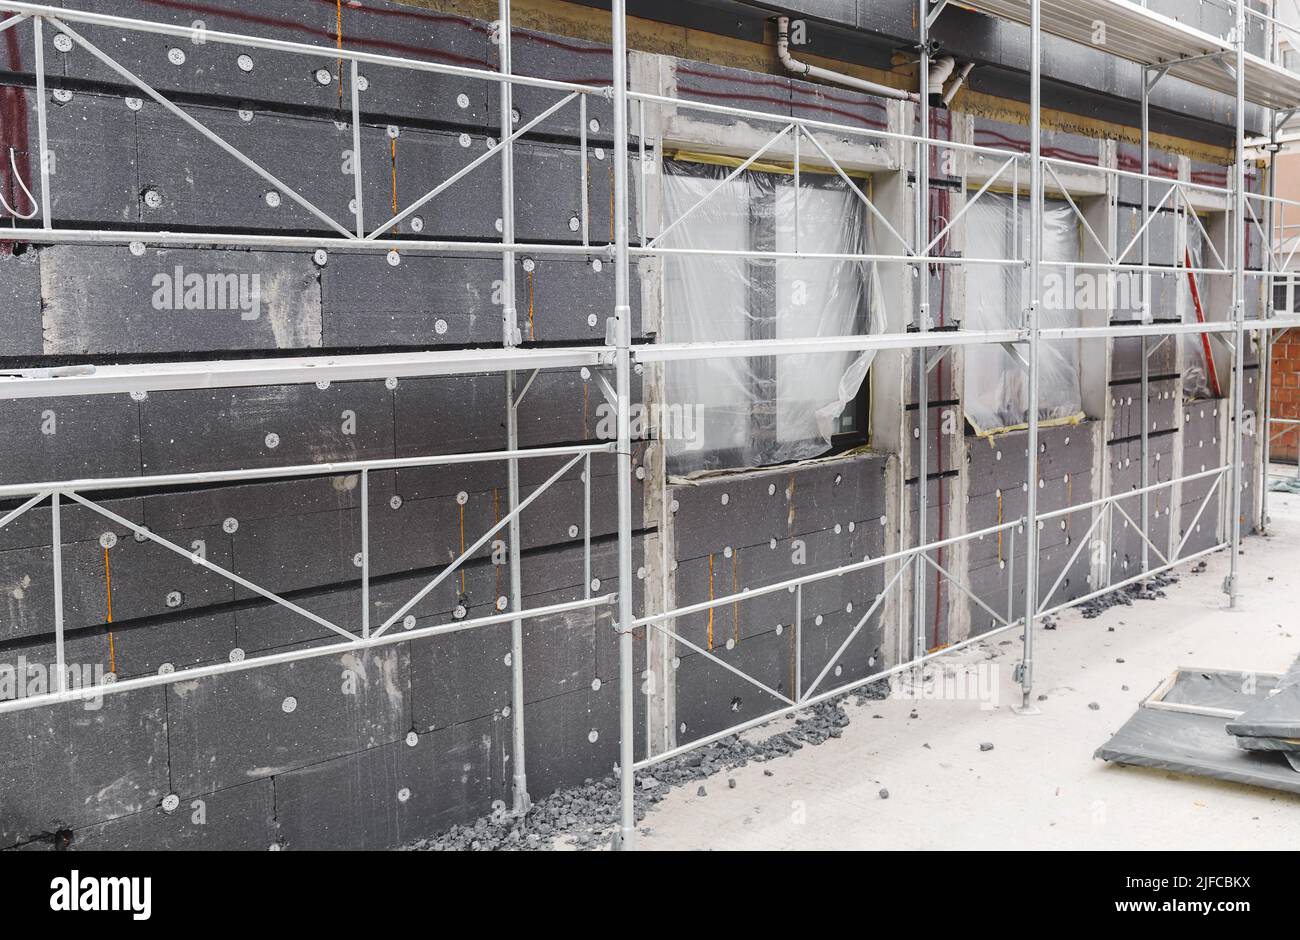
{"left": 0, "top": 0, "right": 1298, "bottom": 850}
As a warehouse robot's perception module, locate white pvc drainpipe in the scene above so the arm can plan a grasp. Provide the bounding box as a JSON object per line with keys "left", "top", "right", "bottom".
{"left": 776, "top": 15, "right": 919, "bottom": 102}
{"left": 942, "top": 61, "right": 976, "bottom": 106}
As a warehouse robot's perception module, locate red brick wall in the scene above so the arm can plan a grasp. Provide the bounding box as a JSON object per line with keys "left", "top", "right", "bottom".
{"left": 1271, "top": 328, "right": 1300, "bottom": 463}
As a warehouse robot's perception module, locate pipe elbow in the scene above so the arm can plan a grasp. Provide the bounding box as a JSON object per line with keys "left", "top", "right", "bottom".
{"left": 773, "top": 15, "right": 917, "bottom": 102}
{"left": 928, "top": 55, "right": 957, "bottom": 95}
{"left": 775, "top": 16, "right": 805, "bottom": 74}
{"left": 941, "top": 62, "right": 976, "bottom": 107}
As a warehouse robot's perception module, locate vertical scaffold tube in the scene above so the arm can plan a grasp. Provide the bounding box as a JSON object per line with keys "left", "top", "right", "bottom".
{"left": 1019, "top": 0, "right": 1043, "bottom": 710}
{"left": 612, "top": 0, "right": 637, "bottom": 850}
{"left": 499, "top": 0, "right": 530, "bottom": 816}
{"left": 1228, "top": 0, "right": 1246, "bottom": 608}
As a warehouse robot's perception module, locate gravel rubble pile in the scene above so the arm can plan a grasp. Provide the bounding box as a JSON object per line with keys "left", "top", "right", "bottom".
{"left": 1078, "top": 571, "right": 1178, "bottom": 619}
{"left": 404, "top": 680, "right": 890, "bottom": 852}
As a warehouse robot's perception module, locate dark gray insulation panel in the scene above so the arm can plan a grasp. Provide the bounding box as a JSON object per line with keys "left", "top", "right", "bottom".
{"left": 5, "top": 245, "right": 642, "bottom": 361}
{"left": 1111, "top": 332, "right": 1177, "bottom": 383}
{"left": 907, "top": 406, "right": 962, "bottom": 478}
{"left": 510, "top": 28, "right": 614, "bottom": 140}
{"left": 322, "top": 251, "right": 647, "bottom": 349}
{"left": 1107, "top": 432, "right": 1175, "bottom": 582}
{"left": 0, "top": 394, "right": 142, "bottom": 483}
{"left": 0, "top": 367, "right": 640, "bottom": 478}
{"left": 272, "top": 716, "right": 510, "bottom": 851}
{"left": 1108, "top": 379, "right": 1179, "bottom": 441}
{"left": 1227, "top": 655, "right": 1300, "bottom": 741}
{"left": 669, "top": 453, "right": 890, "bottom": 560}
{"left": 38, "top": 246, "right": 322, "bottom": 355}
{"left": 1098, "top": 708, "right": 1300, "bottom": 795}
{"left": 523, "top": 678, "right": 640, "bottom": 800}
{"left": 673, "top": 603, "right": 883, "bottom": 744}
{"left": 63, "top": 779, "right": 277, "bottom": 852}
{"left": 135, "top": 102, "right": 615, "bottom": 241}
{"left": 166, "top": 645, "right": 411, "bottom": 795}
{"left": 669, "top": 453, "right": 889, "bottom": 744}
{"left": 0, "top": 457, "right": 645, "bottom": 646}
{"left": 1, "top": 80, "right": 623, "bottom": 241}
{"left": 37, "top": 0, "right": 494, "bottom": 128}
{"left": 1180, "top": 399, "right": 1225, "bottom": 555}
{"left": 0, "top": 686, "right": 168, "bottom": 847}
{"left": 0, "top": 248, "right": 42, "bottom": 356}
{"left": 964, "top": 422, "right": 1099, "bottom": 631}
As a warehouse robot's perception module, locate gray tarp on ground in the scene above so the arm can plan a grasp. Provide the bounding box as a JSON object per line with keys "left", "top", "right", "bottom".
{"left": 1225, "top": 654, "right": 1300, "bottom": 741}
{"left": 1095, "top": 667, "right": 1300, "bottom": 795}
{"left": 1162, "top": 668, "right": 1279, "bottom": 711}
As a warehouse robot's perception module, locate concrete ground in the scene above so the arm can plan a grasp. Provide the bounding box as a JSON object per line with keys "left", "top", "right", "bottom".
{"left": 637, "top": 484, "right": 1300, "bottom": 850}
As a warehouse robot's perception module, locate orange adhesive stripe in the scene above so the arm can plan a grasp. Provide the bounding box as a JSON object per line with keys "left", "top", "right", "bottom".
{"left": 706, "top": 554, "right": 715, "bottom": 651}
{"left": 104, "top": 547, "right": 116, "bottom": 675}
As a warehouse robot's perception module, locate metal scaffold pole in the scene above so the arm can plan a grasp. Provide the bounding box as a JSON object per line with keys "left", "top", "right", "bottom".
{"left": 499, "top": 0, "right": 531, "bottom": 817}
{"left": 612, "top": 0, "right": 638, "bottom": 851}
{"left": 1228, "top": 0, "right": 1247, "bottom": 608}
{"left": 1018, "top": 0, "right": 1043, "bottom": 712}
{"left": 913, "top": 0, "right": 932, "bottom": 667}
{"left": 1261, "top": 110, "right": 1279, "bottom": 533}
{"left": 1140, "top": 64, "right": 1152, "bottom": 585}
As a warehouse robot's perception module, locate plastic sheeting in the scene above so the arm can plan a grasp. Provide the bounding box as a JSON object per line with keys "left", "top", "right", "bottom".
{"left": 1161, "top": 667, "right": 1281, "bottom": 711}
{"left": 963, "top": 194, "right": 1084, "bottom": 433}
{"left": 660, "top": 161, "right": 877, "bottom": 474}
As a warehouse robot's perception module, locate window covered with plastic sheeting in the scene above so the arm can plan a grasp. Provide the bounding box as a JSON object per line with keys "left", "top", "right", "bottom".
{"left": 963, "top": 193, "right": 1084, "bottom": 434}
{"left": 659, "top": 160, "right": 877, "bottom": 475}
{"left": 1181, "top": 217, "right": 1220, "bottom": 400}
